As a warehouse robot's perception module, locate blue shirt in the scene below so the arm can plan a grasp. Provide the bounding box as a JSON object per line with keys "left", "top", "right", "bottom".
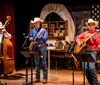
{"left": 29, "top": 28, "right": 48, "bottom": 44}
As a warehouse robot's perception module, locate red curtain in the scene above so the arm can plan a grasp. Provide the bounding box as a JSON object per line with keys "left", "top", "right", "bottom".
{"left": 0, "top": 3, "right": 15, "bottom": 59}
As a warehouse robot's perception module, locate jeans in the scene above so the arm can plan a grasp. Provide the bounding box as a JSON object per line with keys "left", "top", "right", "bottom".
{"left": 34, "top": 45, "right": 48, "bottom": 80}
{"left": 82, "top": 50, "right": 98, "bottom": 85}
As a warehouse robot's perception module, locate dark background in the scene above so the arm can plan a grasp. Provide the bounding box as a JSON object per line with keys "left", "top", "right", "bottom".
{"left": 0, "top": 0, "right": 100, "bottom": 69}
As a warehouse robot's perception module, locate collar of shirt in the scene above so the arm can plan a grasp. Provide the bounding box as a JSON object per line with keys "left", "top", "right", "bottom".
{"left": 88, "top": 29, "right": 96, "bottom": 33}
{"left": 34, "top": 28, "right": 41, "bottom": 31}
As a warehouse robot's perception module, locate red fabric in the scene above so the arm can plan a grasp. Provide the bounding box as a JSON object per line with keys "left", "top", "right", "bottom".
{"left": 0, "top": 3, "right": 15, "bottom": 58}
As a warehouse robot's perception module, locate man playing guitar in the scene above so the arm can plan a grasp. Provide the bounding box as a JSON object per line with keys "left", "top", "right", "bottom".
{"left": 28, "top": 17, "right": 48, "bottom": 84}
{"left": 75, "top": 18, "right": 100, "bottom": 85}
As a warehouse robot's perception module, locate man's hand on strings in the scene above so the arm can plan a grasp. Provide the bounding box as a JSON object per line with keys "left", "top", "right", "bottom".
{"left": 76, "top": 39, "right": 83, "bottom": 46}
{"left": 29, "top": 41, "right": 36, "bottom": 51}
{"left": 30, "top": 37, "right": 34, "bottom": 41}
{"left": 78, "top": 41, "right": 86, "bottom": 46}
{"left": 77, "top": 41, "right": 80, "bottom": 46}
{"left": 37, "top": 34, "right": 42, "bottom": 38}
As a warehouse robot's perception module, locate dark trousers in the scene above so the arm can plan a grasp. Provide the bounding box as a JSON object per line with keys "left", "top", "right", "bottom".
{"left": 82, "top": 50, "right": 99, "bottom": 85}
{"left": 84, "top": 68, "right": 98, "bottom": 85}
{"left": 34, "top": 46, "right": 48, "bottom": 80}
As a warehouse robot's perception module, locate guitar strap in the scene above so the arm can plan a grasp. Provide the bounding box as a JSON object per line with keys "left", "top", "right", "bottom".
{"left": 34, "top": 28, "right": 45, "bottom": 41}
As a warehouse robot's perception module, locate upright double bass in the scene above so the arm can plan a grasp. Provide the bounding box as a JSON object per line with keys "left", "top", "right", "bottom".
{"left": 0, "top": 16, "right": 15, "bottom": 78}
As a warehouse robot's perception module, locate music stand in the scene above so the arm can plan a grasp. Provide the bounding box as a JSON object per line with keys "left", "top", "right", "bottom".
{"left": 73, "top": 53, "right": 95, "bottom": 85}
{"left": 20, "top": 51, "right": 39, "bottom": 85}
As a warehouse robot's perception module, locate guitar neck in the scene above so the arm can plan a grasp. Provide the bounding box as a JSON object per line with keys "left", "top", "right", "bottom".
{"left": 85, "top": 31, "right": 98, "bottom": 42}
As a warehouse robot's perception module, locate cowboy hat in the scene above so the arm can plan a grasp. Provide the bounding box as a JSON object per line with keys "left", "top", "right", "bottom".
{"left": 0, "top": 22, "right": 4, "bottom": 29}
{"left": 31, "top": 17, "right": 44, "bottom": 23}
{"left": 85, "top": 18, "right": 98, "bottom": 27}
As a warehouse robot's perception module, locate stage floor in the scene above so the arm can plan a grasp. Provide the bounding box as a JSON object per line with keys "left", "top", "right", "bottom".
{"left": 0, "top": 68, "right": 100, "bottom": 85}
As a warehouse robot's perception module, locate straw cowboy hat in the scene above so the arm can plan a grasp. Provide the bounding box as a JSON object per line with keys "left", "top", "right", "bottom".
{"left": 85, "top": 18, "right": 98, "bottom": 27}
{"left": 0, "top": 22, "right": 4, "bottom": 29}
{"left": 31, "top": 17, "right": 44, "bottom": 23}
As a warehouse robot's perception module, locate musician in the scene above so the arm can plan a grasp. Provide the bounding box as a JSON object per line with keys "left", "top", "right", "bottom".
{"left": 0, "top": 22, "right": 12, "bottom": 54}
{"left": 28, "top": 17, "right": 48, "bottom": 84}
{"left": 75, "top": 18, "right": 100, "bottom": 85}
{"left": 0, "top": 21, "right": 12, "bottom": 78}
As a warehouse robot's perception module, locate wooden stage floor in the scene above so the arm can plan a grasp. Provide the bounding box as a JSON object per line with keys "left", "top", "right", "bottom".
{"left": 0, "top": 68, "right": 100, "bottom": 85}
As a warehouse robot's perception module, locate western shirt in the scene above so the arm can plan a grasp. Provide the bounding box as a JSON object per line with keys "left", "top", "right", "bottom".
{"left": 29, "top": 28, "right": 48, "bottom": 44}
{"left": 76, "top": 29, "right": 100, "bottom": 50}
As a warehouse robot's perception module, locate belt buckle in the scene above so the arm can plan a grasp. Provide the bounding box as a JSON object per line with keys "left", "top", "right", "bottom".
{"left": 38, "top": 44, "right": 45, "bottom": 47}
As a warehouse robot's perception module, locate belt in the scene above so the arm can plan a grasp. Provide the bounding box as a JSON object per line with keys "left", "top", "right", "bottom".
{"left": 38, "top": 44, "right": 46, "bottom": 47}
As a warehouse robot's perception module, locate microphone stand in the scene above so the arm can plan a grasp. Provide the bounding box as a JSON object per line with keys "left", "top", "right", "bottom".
{"left": 69, "top": 24, "right": 82, "bottom": 53}
{"left": 21, "top": 30, "right": 33, "bottom": 85}
{"left": 68, "top": 25, "right": 82, "bottom": 85}
{"left": 22, "top": 33, "right": 29, "bottom": 48}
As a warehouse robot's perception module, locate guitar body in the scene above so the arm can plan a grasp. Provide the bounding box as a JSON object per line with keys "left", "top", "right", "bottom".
{"left": 29, "top": 41, "right": 38, "bottom": 52}
{"left": 74, "top": 36, "right": 88, "bottom": 53}
{"left": 29, "top": 28, "right": 46, "bottom": 52}
{"left": 74, "top": 30, "right": 100, "bottom": 54}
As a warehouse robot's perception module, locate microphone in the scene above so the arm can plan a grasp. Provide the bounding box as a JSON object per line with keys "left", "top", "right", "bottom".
{"left": 22, "top": 33, "right": 26, "bottom": 36}
{"left": 22, "top": 33, "right": 29, "bottom": 39}
{"left": 77, "top": 24, "right": 83, "bottom": 29}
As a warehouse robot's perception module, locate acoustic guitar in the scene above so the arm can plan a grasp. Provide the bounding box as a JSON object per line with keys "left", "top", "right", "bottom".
{"left": 74, "top": 30, "right": 100, "bottom": 54}
{"left": 29, "top": 28, "right": 46, "bottom": 51}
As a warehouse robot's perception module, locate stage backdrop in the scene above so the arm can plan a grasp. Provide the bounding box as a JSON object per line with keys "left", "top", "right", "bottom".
{"left": 40, "top": 3, "right": 75, "bottom": 43}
